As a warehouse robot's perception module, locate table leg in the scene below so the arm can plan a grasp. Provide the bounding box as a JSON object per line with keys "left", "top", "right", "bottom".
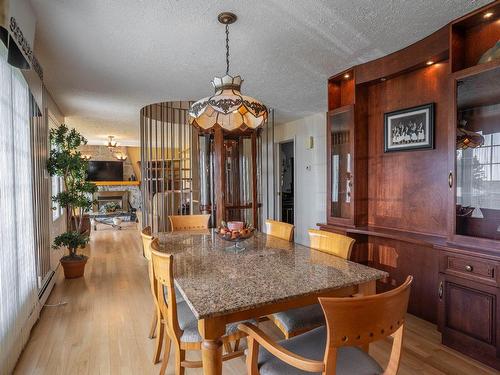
{"left": 198, "top": 318, "right": 225, "bottom": 375}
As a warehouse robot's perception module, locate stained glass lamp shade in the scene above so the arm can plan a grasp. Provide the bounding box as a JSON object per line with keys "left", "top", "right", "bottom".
{"left": 189, "top": 75, "right": 267, "bottom": 131}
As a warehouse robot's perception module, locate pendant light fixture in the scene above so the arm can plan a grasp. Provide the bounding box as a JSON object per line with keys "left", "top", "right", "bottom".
{"left": 188, "top": 12, "right": 268, "bottom": 132}
{"left": 456, "top": 120, "right": 485, "bottom": 149}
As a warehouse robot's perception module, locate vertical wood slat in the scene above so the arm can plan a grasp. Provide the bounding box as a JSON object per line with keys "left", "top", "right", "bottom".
{"left": 31, "top": 95, "right": 51, "bottom": 291}
{"left": 140, "top": 102, "right": 195, "bottom": 233}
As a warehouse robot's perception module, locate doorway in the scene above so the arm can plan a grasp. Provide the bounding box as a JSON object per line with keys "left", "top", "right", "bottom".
{"left": 278, "top": 140, "right": 294, "bottom": 225}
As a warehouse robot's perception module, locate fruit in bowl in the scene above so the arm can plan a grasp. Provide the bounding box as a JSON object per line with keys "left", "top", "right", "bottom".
{"left": 217, "top": 221, "right": 255, "bottom": 241}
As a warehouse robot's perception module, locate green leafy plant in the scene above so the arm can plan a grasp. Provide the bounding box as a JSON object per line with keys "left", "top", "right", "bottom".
{"left": 47, "top": 124, "right": 97, "bottom": 260}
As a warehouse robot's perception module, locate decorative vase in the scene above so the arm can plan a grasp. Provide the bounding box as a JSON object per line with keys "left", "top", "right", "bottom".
{"left": 60, "top": 255, "right": 88, "bottom": 279}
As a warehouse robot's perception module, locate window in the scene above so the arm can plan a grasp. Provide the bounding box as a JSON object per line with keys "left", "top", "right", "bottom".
{"left": 0, "top": 44, "right": 38, "bottom": 374}
{"left": 473, "top": 132, "right": 500, "bottom": 181}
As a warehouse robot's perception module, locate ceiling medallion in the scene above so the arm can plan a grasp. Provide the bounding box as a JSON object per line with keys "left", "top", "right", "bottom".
{"left": 188, "top": 12, "right": 268, "bottom": 132}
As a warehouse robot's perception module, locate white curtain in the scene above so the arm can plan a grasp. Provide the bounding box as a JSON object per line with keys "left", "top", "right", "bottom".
{"left": 0, "top": 44, "right": 39, "bottom": 374}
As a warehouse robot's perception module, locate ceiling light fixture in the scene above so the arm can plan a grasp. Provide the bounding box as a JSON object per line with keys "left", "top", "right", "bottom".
{"left": 426, "top": 60, "right": 434, "bottom": 66}
{"left": 188, "top": 12, "right": 268, "bottom": 132}
{"left": 344, "top": 73, "right": 350, "bottom": 79}
{"left": 456, "top": 120, "right": 484, "bottom": 149}
{"left": 484, "top": 12, "right": 493, "bottom": 19}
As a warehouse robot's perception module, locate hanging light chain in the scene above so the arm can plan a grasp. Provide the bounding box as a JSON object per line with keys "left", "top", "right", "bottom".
{"left": 225, "top": 23, "right": 230, "bottom": 75}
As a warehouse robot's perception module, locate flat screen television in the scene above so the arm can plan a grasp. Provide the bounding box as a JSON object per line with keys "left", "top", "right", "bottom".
{"left": 87, "top": 161, "right": 123, "bottom": 181}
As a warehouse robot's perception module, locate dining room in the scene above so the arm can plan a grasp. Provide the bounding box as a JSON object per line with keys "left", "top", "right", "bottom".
{"left": 2, "top": 1, "right": 500, "bottom": 375}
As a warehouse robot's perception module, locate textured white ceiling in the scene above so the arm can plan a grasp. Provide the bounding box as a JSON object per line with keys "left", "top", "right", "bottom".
{"left": 29, "top": 0, "right": 490, "bottom": 146}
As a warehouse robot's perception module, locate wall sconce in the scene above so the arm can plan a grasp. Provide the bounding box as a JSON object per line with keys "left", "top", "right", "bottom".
{"left": 115, "top": 153, "right": 127, "bottom": 161}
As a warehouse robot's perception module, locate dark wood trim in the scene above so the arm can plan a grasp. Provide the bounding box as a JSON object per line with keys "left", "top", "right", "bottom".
{"left": 318, "top": 223, "right": 447, "bottom": 247}
{"left": 251, "top": 132, "right": 258, "bottom": 228}
{"left": 354, "top": 26, "right": 449, "bottom": 84}
{"left": 214, "top": 127, "right": 225, "bottom": 225}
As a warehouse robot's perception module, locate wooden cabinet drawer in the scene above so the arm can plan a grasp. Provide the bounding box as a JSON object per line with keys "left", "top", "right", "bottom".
{"left": 440, "top": 252, "right": 499, "bottom": 286}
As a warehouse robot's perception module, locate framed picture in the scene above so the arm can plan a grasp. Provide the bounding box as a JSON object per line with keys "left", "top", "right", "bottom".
{"left": 384, "top": 103, "right": 434, "bottom": 152}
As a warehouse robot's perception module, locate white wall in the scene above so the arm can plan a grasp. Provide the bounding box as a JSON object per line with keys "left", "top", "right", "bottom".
{"left": 274, "top": 112, "right": 327, "bottom": 246}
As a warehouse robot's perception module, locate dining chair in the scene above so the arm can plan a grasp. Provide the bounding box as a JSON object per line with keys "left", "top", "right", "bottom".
{"left": 168, "top": 214, "right": 210, "bottom": 232}
{"left": 141, "top": 226, "right": 164, "bottom": 364}
{"left": 239, "top": 276, "right": 413, "bottom": 375}
{"left": 150, "top": 239, "right": 251, "bottom": 375}
{"left": 141, "top": 227, "right": 186, "bottom": 364}
{"left": 268, "top": 229, "right": 356, "bottom": 339}
{"left": 265, "top": 219, "right": 294, "bottom": 242}
{"left": 308, "top": 229, "right": 355, "bottom": 259}
{"left": 140, "top": 226, "right": 157, "bottom": 337}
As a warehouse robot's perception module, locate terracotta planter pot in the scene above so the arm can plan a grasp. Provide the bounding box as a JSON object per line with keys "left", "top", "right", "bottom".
{"left": 60, "top": 256, "right": 88, "bottom": 279}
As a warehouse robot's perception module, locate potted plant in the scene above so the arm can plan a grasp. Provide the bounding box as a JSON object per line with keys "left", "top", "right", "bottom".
{"left": 47, "top": 124, "right": 97, "bottom": 279}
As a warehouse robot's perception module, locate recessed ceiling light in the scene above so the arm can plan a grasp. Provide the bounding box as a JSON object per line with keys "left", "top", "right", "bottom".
{"left": 426, "top": 60, "right": 434, "bottom": 66}
{"left": 484, "top": 12, "right": 493, "bottom": 19}
{"left": 380, "top": 77, "right": 387, "bottom": 82}
{"left": 344, "top": 73, "right": 350, "bottom": 79}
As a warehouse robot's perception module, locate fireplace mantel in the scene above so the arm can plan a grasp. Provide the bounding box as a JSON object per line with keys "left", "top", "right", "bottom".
{"left": 92, "top": 181, "right": 140, "bottom": 186}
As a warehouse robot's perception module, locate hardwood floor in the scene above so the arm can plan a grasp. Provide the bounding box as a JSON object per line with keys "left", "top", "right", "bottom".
{"left": 14, "top": 225, "right": 497, "bottom": 375}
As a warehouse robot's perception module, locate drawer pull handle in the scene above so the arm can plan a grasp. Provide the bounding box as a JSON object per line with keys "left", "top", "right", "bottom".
{"left": 438, "top": 281, "right": 443, "bottom": 299}
{"left": 465, "top": 265, "right": 473, "bottom": 272}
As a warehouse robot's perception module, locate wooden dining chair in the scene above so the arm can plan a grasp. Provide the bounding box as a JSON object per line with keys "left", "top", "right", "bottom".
{"left": 150, "top": 239, "right": 251, "bottom": 375}
{"left": 168, "top": 214, "right": 210, "bottom": 232}
{"left": 308, "top": 229, "right": 356, "bottom": 259}
{"left": 268, "top": 229, "right": 356, "bottom": 339}
{"left": 140, "top": 226, "right": 156, "bottom": 338}
{"left": 240, "top": 276, "right": 413, "bottom": 375}
{"left": 141, "top": 226, "right": 164, "bottom": 364}
{"left": 265, "top": 219, "right": 294, "bottom": 242}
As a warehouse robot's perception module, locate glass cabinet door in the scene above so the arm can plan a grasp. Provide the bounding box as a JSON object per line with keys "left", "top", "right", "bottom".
{"left": 329, "top": 109, "right": 353, "bottom": 220}
{"left": 455, "top": 68, "right": 500, "bottom": 241}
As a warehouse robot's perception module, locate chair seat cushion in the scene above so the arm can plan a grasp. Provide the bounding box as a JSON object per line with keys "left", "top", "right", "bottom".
{"left": 258, "top": 326, "right": 383, "bottom": 375}
{"left": 272, "top": 304, "right": 325, "bottom": 334}
{"left": 176, "top": 301, "right": 255, "bottom": 343}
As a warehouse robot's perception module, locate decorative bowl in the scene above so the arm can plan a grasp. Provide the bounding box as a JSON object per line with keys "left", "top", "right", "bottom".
{"left": 216, "top": 223, "right": 255, "bottom": 252}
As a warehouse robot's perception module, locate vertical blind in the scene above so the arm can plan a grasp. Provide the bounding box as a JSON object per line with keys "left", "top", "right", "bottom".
{"left": 0, "top": 44, "right": 39, "bottom": 374}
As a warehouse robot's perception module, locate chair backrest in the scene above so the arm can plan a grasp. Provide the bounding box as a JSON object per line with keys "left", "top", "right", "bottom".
{"left": 308, "top": 229, "right": 355, "bottom": 260}
{"left": 141, "top": 226, "right": 153, "bottom": 260}
{"left": 142, "top": 231, "right": 160, "bottom": 323}
{"left": 319, "top": 276, "right": 413, "bottom": 375}
{"left": 265, "top": 219, "right": 294, "bottom": 242}
{"left": 150, "top": 239, "right": 182, "bottom": 342}
{"left": 169, "top": 214, "right": 210, "bottom": 232}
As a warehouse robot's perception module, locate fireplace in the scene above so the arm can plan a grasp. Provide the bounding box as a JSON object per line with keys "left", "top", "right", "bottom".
{"left": 93, "top": 191, "right": 129, "bottom": 212}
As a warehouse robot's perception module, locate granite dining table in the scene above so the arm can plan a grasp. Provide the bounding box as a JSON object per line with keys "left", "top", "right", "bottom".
{"left": 157, "top": 229, "right": 388, "bottom": 375}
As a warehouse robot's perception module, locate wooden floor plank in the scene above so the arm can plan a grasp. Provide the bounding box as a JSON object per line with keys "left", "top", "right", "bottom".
{"left": 14, "top": 225, "right": 498, "bottom": 374}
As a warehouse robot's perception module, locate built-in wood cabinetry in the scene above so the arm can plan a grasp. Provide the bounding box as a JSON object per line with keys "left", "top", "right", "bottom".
{"left": 320, "top": 1, "right": 500, "bottom": 369}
